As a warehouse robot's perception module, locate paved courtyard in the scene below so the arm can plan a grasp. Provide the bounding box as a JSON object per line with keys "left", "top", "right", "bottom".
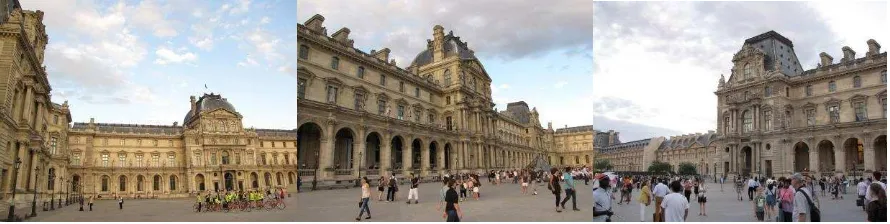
{"left": 26, "top": 195, "right": 298, "bottom": 222}
{"left": 295, "top": 179, "right": 871, "bottom": 222}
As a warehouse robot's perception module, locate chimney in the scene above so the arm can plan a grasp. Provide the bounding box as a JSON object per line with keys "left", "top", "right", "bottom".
{"left": 841, "top": 46, "right": 856, "bottom": 63}
{"left": 867, "top": 39, "right": 881, "bottom": 56}
{"left": 371, "top": 48, "right": 390, "bottom": 62}
{"left": 305, "top": 14, "right": 327, "bottom": 35}
{"left": 819, "top": 52, "right": 833, "bottom": 66}
{"left": 331, "top": 27, "right": 354, "bottom": 47}
{"left": 432, "top": 25, "right": 445, "bottom": 61}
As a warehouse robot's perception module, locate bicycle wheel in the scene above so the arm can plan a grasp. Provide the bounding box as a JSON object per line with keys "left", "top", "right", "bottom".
{"left": 194, "top": 203, "right": 200, "bottom": 213}
{"left": 276, "top": 201, "right": 286, "bottom": 210}
{"left": 264, "top": 201, "right": 273, "bottom": 211}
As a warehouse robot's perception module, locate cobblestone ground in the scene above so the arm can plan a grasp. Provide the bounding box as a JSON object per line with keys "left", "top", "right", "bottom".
{"left": 26, "top": 195, "right": 298, "bottom": 222}
{"left": 295, "top": 179, "right": 870, "bottom": 222}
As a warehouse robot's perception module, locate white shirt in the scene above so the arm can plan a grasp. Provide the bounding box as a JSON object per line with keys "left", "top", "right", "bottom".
{"left": 661, "top": 192, "right": 689, "bottom": 222}
{"left": 865, "top": 181, "right": 887, "bottom": 202}
{"left": 748, "top": 179, "right": 759, "bottom": 188}
{"left": 592, "top": 188, "right": 612, "bottom": 221}
{"left": 793, "top": 187, "right": 814, "bottom": 222}
{"left": 857, "top": 181, "right": 869, "bottom": 196}
{"left": 653, "top": 183, "right": 669, "bottom": 197}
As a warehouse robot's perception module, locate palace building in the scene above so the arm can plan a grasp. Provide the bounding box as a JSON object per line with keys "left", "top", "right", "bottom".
{"left": 714, "top": 31, "right": 887, "bottom": 178}
{"left": 594, "top": 131, "right": 718, "bottom": 176}
{"left": 296, "top": 14, "right": 591, "bottom": 186}
{"left": 0, "top": 3, "right": 296, "bottom": 218}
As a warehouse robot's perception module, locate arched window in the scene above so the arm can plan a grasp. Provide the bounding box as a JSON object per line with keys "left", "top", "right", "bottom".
{"left": 330, "top": 57, "right": 340, "bottom": 70}
{"left": 853, "top": 76, "right": 862, "bottom": 88}
{"left": 153, "top": 175, "right": 161, "bottom": 191}
{"left": 101, "top": 175, "right": 109, "bottom": 192}
{"left": 169, "top": 175, "right": 177, "bottom": 191}
{"left": 137, "top": 175, "right": 144, "bottom": 191}
{"left": 744, "top": 63, "right": 753, "bottom": 80}
{"left": 276, "top": 173, "right": 283, "bottom": 186}
{"left": 443, "top": 69, "right": 452, "bottom": 86}
{"left": 743, "top": 110, "right": 753, "bottom": 133}
{"left": 264, "top": 173, "right": 272, "bottom": 186}
{"left": 221, "top": 151, "right": 230, "bottom": 165}
{"left": 119, "top": 175, "right": 127, "bottom": 191}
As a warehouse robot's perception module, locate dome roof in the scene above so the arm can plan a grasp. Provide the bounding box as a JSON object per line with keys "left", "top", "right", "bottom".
{"left": 183, "top": 93, "right": 239, "bottom": 124}
{"left": 410, "top": 33, "right": 478, "bottom": 68}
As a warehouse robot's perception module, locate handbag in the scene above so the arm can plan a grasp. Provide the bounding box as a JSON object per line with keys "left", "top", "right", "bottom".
{"left": 856, "top": 198, "right": 864, "bottom": 207}
{"left": 358, "top": 201, "right": 363, "bottom": 208}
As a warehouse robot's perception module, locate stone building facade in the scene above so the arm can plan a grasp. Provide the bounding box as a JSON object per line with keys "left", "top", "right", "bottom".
{"left": 66, "top": 93, "right": 298, "bottom": 199}
{"left": 594, "top": 132, "right": 717, "bottom": 177}
{"left": 296, "top": 14, "right": 589, "bottom": 185}
{"left": 545, "top": 125, "right": 595, "bottom": 167}
{"left": 714, "top": 31, "right": 887, "bottom": 178}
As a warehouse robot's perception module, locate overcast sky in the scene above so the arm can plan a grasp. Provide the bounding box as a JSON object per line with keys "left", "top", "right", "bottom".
{"left": 593, "top": 1, "right": 888, "bottom": 142}
{"left": 24, "top": 0, "right": 296, "bottom": 129}
{"left": 298, "top": 0, "right": 594, "bottom": 130}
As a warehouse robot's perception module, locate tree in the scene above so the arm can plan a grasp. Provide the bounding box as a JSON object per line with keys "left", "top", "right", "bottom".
{"left": 678, "top": 162, "right": 698, "bottom": 176}
{"left": 594, "top": 159, "right": 613, "bottom": 172}
{"left": 647, "top": 161, "right": 672, "bottom": 175}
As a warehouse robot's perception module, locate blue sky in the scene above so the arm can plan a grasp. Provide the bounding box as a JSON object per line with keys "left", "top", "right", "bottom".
{"left": 24, "top": 0, "right": 297, "bottom": 129}
{"left": 297, "top": 0, "right": 594, "bottom": 129}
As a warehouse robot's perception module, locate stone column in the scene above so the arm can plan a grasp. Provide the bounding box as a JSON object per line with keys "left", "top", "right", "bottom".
{"left": 403, "top": 138, "right": 413, "bottom": 176}
{"left": 835, "top": 146, "right": 845, "bottom": 174}
{"left": 864, "top": 139, "right": 876, "bottom": 171}
{"left": 809, "top": 142, "right": 819, "bottom": 174}
{"left": 421, "top": 141, "right": 430, "bottom": 176}
{"left": 353, "top": 128, "right": 365, "bottom": 177}
{"left": 318, "top": 123, "right": 335, "bottom": 179}
{"left": 381, "top": 133, "right": 391, "bottom": 175}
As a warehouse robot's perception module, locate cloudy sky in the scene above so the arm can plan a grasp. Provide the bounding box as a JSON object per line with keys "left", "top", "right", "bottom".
{"left": 297, "top": 0, "right": 594, "bottom": 130}
{"left": 24, "top": 0, "right": 296, "bottom": 129}
{"left": 593, "top": 1, "right": 888, "bottom": 141}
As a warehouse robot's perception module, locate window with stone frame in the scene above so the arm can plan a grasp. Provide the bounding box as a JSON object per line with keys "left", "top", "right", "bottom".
{"left": 806, "top": 85, "right": 813, "bottom": 96}
{"left": 806, "top": 108, "right": 816, "bottom": 126}
{"left": 446, "top": 116, "right": 453, "bottom": 130}
{"left": 377, "top": 99, "right": 386, "bottom": 115}
{"left": 744, "top": 63, "right": 752, "bottom": 80}
{"left": 882, "top": 97, "right": 887, "bottom": 118}
{"left": 193, "top": 152, "right": 201, "bottom": 166}
{"left": 723, "top": 116, "right": 730, "bottom": 134}
{"left": 326, "top": 85, "right": 338, "bottom": 104}
{"left": 415, "top": 87, "right": 420, "bottom": 98}
{"left": 136, "top": 154, "right": 144, "bottom": 167}
{"left": 72, "top": 153, "right": 81, "bottom": 166}
{"left": 330, "top": 57, "right": 339, "bottom": 70}
{"left": 428, "top": 112, "right": 435, "bottom": 124}
{"left": 354, "top": 92, "right": 365, "bottom": 111}
{"left": 763, "top": 110, "right": 772, "bottom": 131}
{"left": 883, "top": 70, "right": 887, "bottom": 84}
{"left": 764, "top": 85, "right": 771, "bottom": 97}
{"left": 828, "top": 104, "right": 840, "bottom": 123}
{"left": 414, "top": 107, "right": 421, "bottom": 122}
{"left": 854, "top": 101, "right": 867, "bottom": 122}
{"left": 167, "top": 154, "right": 175, "bottom": 167}
{"left": 446, "top": 96, "right": 451, "bottom": 105}
{"left": 742, "top": 110, "right": 753, "bottom": 133}
{"left": 50, "top": 137, "right": 57, "bottom": 155}
{"left": 444, "top": 69, "right": 452, "bottom": 86}
{"left": 101, "top": 153, "right": 109, "bottom": 167}
{"left": 853, "top": 76, "right": 862, "bottom": 88}
{"left": 299, "top": 45, "right": 309, "bottom": 59}
{"left": 399, "top": 81, "right": 405, "bottom": 92}
{"left": 379, "top": 75, "right": 386, "bottom": 86}
{"left": 118, "top": 153, "right": 126, "bottom": 167}
{"left": 397, "top": 105, "right": 405, "bottom": 120}
{"left": 357, "top": 66, "right": 365, "bottom": 78}
{"left": 829, "top": 80, "right": 836, "bottom": 92}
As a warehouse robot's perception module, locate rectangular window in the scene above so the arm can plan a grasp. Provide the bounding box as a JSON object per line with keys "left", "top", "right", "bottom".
{"left": 210, "top": 153, "right": 217, "bottom": 165}
{"left": 446, "top": 96, "right": 451, "bottom": 105}
{"left": 446, "top": 116, "right": 453, "bottom": 130}
{"left": 377, "top": 100, "right": 386, "bottom": 115}
{"left": 193, "top": 153, "right": 201, "bottom": 166}
{"left": 414, "top": 108, "right": 421, "bottom": 122}
{"left": 101, "top": 154, "right": 109, "bottom": 167}
{"left": 354, "top": 93, "right": 364, "bottom": 110}
{"left": 53, "top": 115, "right": 58, "bottom": 125}
{"left": 152, "top": 154, "right": 160, "bottom": 167}
{"left": 764, "top": 111, "right": 772, "bottom": 131}
{"left": 806, "top": 109, "right": 816, "bottom": 126}
{"left": 136, "top": 154, "right": 144, "bottom": 167}
{"left": 397, "top": 105, "right": 405, "bottom": 120}
{"left": 326, "top": 86, "right": 338, "bottom": 103}
{"left": 299, "top": 45, "right": 309, "bottom": 59}
{"left": 235, "top": 153, "right": 241, "bottom": 165}
{"left": 428, "top": 113, "right": 434, "bottom": 124}
{"left": 883, "top": 70, "right": 887, "bottom": 84}
{"left": 50, "top": 137, "right": 57, "bottom": 155}
{"left": 297, "top": 78, "right": 307, "bottom": 99}
{"left": 357, "top": 66, "right": 365, "bottom": 78}
{"left": 829, "top": 105, "right": 840, "bottom": 123}
{"left": 855, "top": 102, "right": 867, "bottom": 122}
{"left": 399, "top": 81, "right": 405, "bottom": 92}
{"left": 330, "top": 57, "right": 339, "bottom": 70}
{"left": 764, "top": 86, "right": 771, "bottom": 97}
{"left": 806, "top": 85, "right": 813, "bottom": 96}
{"left": 167, "top": 154, "right": 175, "bottom": 167}
{"left": 828, "top": 81, "right": 836, "bottom": 92}
{"left": 379, "top": 75, "right": 386, "bottom": 86}
{"left": 415, "top": 87, "right": 420, "bottom": 97}
{"left": 119, "top": 154, "right": 126, "bottom": 167}
{"left": 72, "top": 153, "right": 81, "bottom": 166}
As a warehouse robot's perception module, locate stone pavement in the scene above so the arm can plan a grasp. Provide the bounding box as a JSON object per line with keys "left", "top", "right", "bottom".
{"left": 295, "top": 179, "right": 871, "bottom": 222}
{"left": 26, "top": 195, "right": 298, "bottom": 222}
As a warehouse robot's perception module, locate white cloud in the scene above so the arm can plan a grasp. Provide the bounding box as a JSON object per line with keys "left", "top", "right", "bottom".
{"left": 129, "top": 0, "right": 178, "bottom": 38}
{"left": 228, "top": 0, "right": 251, "bottom": 14}
{"left": 237, "top": 55, "right": 259, "bottom": 67}
{"left": 154, "top": 47, "right": 198, "bottom": 65}
{"left": 553, "top": 81, "right": 568, "bottom": 89}
{"left": 260, "top": 16, "right": 271, "bottom": 24}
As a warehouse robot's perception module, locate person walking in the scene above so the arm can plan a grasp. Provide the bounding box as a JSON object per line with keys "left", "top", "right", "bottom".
{"left": 791, "top": 173, "right": 818, "bottom": 222}
{"left": 748, "top": 177, "right": 760, "bottom": 201}
{"left": 866, "top": 171, "right": 888, "bottom": 204}
{"left": 754, "top": 186, "right": 766, "bottom": 221}
{"left": 778, "top": 178, "right": 794, "bottom": 222}
{"left": 118, "top": 196, "right": 124, "bottom": 210}
{"left": 560, "top": 167, "right": 579, "bottom": 211}
{"left": 407, "top": 174, "right": 420, "bottom": 204}
{"left": 652, "top": 179, "right": 669, "bottom": 222}
{"left": 548, "top": 168, "right": 563, "bottom": 213}
{"left": 386, "top": 174, "right": 398, "bottom": 202}
{"left": 377, "top": 176, "right": 386, "bottom": 201}
{"left": 866, "top": 182, "right": 887, "bottom": 222}
{"left": 697, "top": 181, "right": 707, "bottom": 216}
{"left": 443, "top": 179, "right": 462, "bottom": 222}
{"left": 593, "top": 176, "right": 614, "bottom": 222}
{"left": 765, "top": 183, "right": 777, "bottom": 221}
{"left": 438, "top": 177, "right": 450, "bottom": 211}
{"left": 661, "top": 180, "right": 689, "bottom": 222}
{"left": 858, "top": 178, "right": 869, "bottom": 210}
{"left": 356, "top": 177, "right": 372, "bottom": 221}
{"left": 88, "top": 196, "right": 94, "bottom": 211}
{"left": 683, "top": 179, "right": 693, "bottom": 203}
{"left": 639, "top": 180, "right": 652, "bottom": 221}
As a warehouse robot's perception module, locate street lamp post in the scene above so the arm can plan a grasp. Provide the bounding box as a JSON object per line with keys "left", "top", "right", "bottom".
{"left": 78, "top": 183, "right": 83, "bottom": 211}
{"left": 30, "top": 166, "right": 39, "bottom": 217}
{"left": 65, "top": 180, "right": 70, "bottom": 206}
{"left": 311, "top": 151, "right": 319, "bottom": 191}
{"left": 7, "top": 158, "right": 22, "bottom": 222}
{"left": 355, "top": 152, "right": 363, "bottom": 188}
{"left": 57, "top": 177, "right": 63, "bottom": 208}
{"left": 48, "top": 172, "right": 55, "bottom": 210}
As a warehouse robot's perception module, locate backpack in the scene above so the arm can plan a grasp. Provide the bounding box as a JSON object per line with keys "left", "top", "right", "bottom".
{"left": 796, "top": 187, "right": 821, "bottom": 222}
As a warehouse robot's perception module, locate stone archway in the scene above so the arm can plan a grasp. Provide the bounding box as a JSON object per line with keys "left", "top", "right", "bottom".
{"left": 365, "top": 132, "right": 382, "bottom": 169}
{"left": 333, "top": 128, "right": 354, "bottom": 171}
{"left": 297, "top": 122, "right": 323, "bottom": 168}
{"left": 391, "top": 136, "right": 404, "bottom": 170}
{"left": 875, "top": 135, "right": 887, "bottom": 171}
{"left": 195, "top": 174, "right": 206, "bottom": 191}
{"left": 444, "top": 143, "right": 452, "bottom": 169}
{"left": 844, "top": 138, "right": 864, "bottom": 172}
{"left": 429, "top": 141, "right": 438, "bottom": 169}
{"left": 411, "top": 138, "right": 422, "bottom": 170}
{"left": 741, "top": 146, "right": 752, "bottom": 175}
{"left": 817, "top": 140, "right": 835, "bottom": 173}
{"left": 794, "top": 142, "right": 810, "bottom": 172}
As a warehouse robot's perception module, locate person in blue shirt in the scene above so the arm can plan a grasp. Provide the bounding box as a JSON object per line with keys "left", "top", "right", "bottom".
{"left": 560, "top": 167, "right": 579, "bottom": 211}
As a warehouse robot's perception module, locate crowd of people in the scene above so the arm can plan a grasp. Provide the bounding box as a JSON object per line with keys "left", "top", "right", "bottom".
{"left": 193, "top": 188, "right": 287, "bottom": 213}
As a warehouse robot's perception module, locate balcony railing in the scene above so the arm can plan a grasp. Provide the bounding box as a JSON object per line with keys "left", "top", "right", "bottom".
{"left": 297, "top": 169, "right": 315, "bottom": 177}
{"left": 365, "top": 169, "right": 380, "bottom": 176}
{"left": 334, "top": 169, "right": 352, "bottom": 176}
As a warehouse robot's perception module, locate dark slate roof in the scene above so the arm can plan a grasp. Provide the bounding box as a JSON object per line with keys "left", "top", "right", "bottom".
{"left": 554, "top": 125, "right": 592, "bottom": 134}
{"left": 256, "top": 129, "right": 297, "bottom": 138}
{"left": 410, "top": 32, "right": 478, "bottom": 67}
{"left": 184, "top": 93, "right": 240, "bottom": 124}
{"left": 71, "top": 122, "right": 181, "bottom": 135}
{"left": 596, "top": 138, "right": 650, "bottom": 153}
{"left": 658, "top": 132, "right": 717, "bottom": 151}
{"left": 502, "top": 101, "right": 531, "bottom": 124}
{"left": 744, "top": 30, "right": 793, "bottom": 48}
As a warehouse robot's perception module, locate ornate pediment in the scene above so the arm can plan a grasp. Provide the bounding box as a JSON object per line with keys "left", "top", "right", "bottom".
{"left": 802, "top": 102, "right": 817, "bottom": 111}
{"left": 849, "top": 94, "right": 869, "bottom": 102}
{"left": 323, "top": 77, "right": 344, "bottom": 87}
{"left": 824, "top": 98, "right": 842, "bottom": 106}
{"left": 395, "top": 98, "right": 408, "bottom": 105}
{"left": 376, "top": 92, "right": 390, "bottom": 101}
{"left": 352, "top": 85, "right": 368, "bottom": 94}
{"left": 297, "top": 66, "right": 316, "bottom": 85}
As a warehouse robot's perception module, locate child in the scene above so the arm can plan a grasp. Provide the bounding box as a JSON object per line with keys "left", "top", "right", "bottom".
{"left": 753, "top": 186, "right": 765, "bottom": 221}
